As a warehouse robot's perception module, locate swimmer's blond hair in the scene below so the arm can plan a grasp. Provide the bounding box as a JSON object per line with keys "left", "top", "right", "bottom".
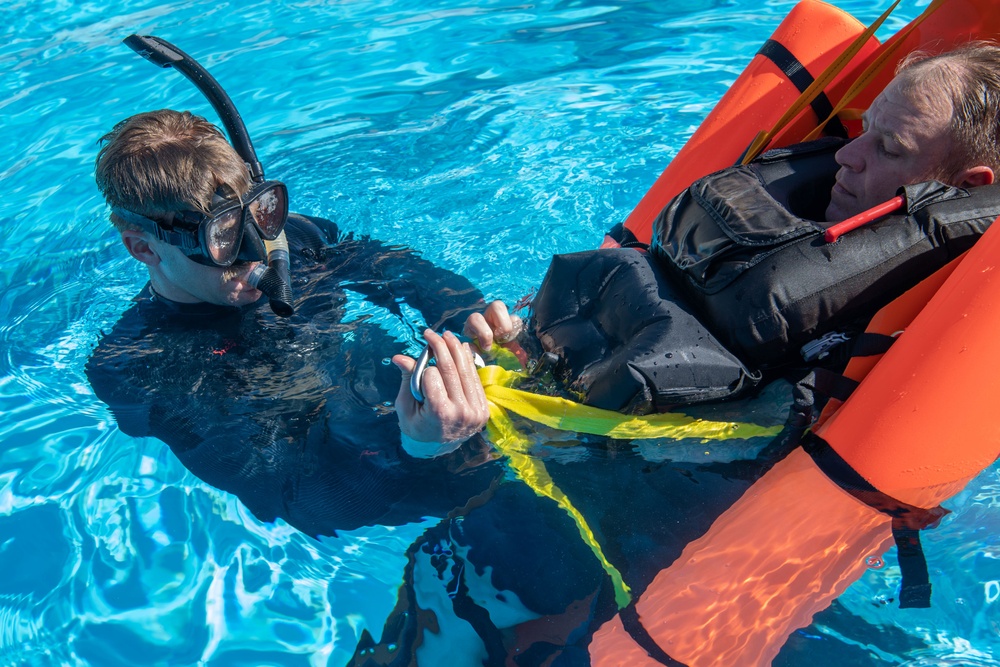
{"left": 95, "top": 110, "right": 251, "bottom": 231}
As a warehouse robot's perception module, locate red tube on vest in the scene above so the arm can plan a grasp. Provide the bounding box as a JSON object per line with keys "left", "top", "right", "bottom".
{"left": 824, "top": 195, "right": 905, "bottom": 242}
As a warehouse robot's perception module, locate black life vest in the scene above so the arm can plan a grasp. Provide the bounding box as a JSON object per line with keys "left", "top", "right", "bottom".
{"left": 650, "top": 138, "right": 1000, "bottom": 368}
{"left": 530, "top": 138, "right": 1000, "bottom": 412}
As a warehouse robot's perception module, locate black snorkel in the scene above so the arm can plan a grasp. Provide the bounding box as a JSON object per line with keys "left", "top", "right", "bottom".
{"left": 122, "top": 34, "right": 295, "bottom": 317}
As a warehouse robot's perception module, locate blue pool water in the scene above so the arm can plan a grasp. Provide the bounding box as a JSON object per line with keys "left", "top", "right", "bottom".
{"left": 3, "top": 0, "right": 1000, "bottom": 664}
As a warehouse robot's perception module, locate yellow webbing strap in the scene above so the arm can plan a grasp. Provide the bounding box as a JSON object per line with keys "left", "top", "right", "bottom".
{"left": 476, "top": 363, "right": 783, "bottom": 608}
{"left": 480, "top": 365, "right": 781, "bottom": 441}
{"left": 801, "top": 0, "right": 948, "bottom": 143}
{"left": 484, "top": 403, "right": 634, "bottom": 608}
{"left": 741, "top": 0, "right": 902, "bottom": 165}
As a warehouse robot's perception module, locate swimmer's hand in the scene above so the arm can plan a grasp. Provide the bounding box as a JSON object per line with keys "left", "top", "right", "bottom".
{"left": 463, "top": 301, "right": 523, "bottom": 353}
{"left": 392, "top": 329, "right": 490, "bottom": 458}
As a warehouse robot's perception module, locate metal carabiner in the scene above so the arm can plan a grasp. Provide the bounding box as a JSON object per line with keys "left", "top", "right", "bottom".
{"left": 409, "top": 342, "right": 485, "bottom": 404}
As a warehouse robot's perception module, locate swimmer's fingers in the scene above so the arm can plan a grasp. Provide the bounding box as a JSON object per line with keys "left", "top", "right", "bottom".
{"left": 392, "top": 353, "right": 419, "bottom": 419}
{"left": 484, "top": 301, "right": 522, "bottom": 344}
{"left": 421, "top": 330, "right": 489, "bottom": 439}
{"left": 391, "top": 331, "right": 488, "bottom": 452}
{"left": 457, "top": 342, "right": 489, "bottom": 418}
{"left": 463, "top": 312, "right": 495, "bottom": 352}
{"left": 463, "top": 301, "right": 522, "bottom": 352}
{"left": 425, "top": 330, "right": 484, "bottom": 409}
{"left": 392, "top": 351, "right": 467, "bottom": 456}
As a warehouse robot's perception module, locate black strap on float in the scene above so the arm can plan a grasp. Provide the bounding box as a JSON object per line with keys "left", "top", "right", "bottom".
{"left": 803, "top": 332, "right": 899, "bottom": 402}
{"left": 810, "top": 367, "right": 859, "bottom": 403}
{"left": 803, "top": 433, "right": 950, "bottom": 608}
{"left": 619, "top": 604, "right": 689, "bottom": 667}
{"left": 757, "top": 39, "right": 849, "bottom": 139}
{"left": 848, "top": 332, "right": 898, "bottom": 357}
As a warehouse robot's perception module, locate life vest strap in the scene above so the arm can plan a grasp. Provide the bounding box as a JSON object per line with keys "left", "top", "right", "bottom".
{"left": 849, "top": 331, "right": 898, "bottom": 357}
{"left": 803, "top": 433, "right": 950, "bottom": 608}
{"left": 619, "top": 603, "right": 689, "bottom": 667}
{"left": 892, "top": 525, "right": 932, "bottom": 608}
{"left": 757, "top": 39, "right": 848, "bottom": 139}
{"left": 602, "top": 222, "right": 649, "bottom": 250}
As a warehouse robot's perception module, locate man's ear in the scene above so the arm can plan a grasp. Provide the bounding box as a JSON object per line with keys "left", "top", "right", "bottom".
{"left": 956, "top": 165, "right": 995, "bottom": 188}
{"left": 121, "top": 230, "right": 161, "bottom": 267}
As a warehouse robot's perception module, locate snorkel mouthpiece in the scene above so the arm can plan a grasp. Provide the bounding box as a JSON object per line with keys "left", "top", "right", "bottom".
{"left": 248, "top": 233, "right": 294, "bottom": 317}
{"left": 123, "top": 33, "right": 295, "bottom": 317}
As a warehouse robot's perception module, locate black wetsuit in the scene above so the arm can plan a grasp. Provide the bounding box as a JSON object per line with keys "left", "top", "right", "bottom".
{"left": 86, "top": 214, "right": 500, "bottom": 536}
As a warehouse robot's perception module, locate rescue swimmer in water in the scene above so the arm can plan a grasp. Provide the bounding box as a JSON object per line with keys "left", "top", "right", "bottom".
{"left": 87, "top": 36, "right": 502, "bottom": 535}
{"left": 95, "top": 35, "right": 489, "bottom": 453}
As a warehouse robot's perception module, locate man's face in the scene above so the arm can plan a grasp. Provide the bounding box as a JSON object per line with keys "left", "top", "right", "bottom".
{"left": 151, "top": 237, "right": 264, "bottom": 307}
{"left": 825, "top": 75, "right": 956, "bottom": 221}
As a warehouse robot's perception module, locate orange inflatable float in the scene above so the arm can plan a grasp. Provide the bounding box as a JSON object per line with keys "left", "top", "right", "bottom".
{"left": 589, "top": 219, "right": 1000, "bottom": 666}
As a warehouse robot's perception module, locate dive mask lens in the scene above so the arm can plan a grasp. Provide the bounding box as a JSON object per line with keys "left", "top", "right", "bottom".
{"left": 246, "top": 182, "right": 288, "bottom": 240}
{"left": 203, "top": 206, "right": 244, "bottom": 266}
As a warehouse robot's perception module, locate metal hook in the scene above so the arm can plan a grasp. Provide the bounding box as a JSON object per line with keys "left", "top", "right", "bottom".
{"left": 409, "top": 341, "right": 485, "bottom": 404}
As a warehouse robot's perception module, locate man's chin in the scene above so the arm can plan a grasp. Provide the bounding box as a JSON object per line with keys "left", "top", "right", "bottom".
{"left": 825, "top": 197, "right": 854, "bottom": 223}
{"left": 237, "top": 288, "right": 264, "bottom": 306}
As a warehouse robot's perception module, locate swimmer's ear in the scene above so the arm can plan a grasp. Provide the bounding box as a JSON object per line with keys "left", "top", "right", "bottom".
{"left": 955, "top": 165, "right": 995, "bottom": 188}
{"left": 121, "top": 229, "right": 161, "bottom": 266}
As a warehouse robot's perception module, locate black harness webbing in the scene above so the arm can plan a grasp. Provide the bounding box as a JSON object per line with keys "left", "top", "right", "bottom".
{"left": 811, "top": 367, "right": 859, "bottom": 403}
{"left": 807, "top": 332, "right": 898, "bottom": 402}
{"left": 757, "top": 39, "right": 849, "bottom": 139}
{"left": 803, "top": 434, "right": 949, "bottom": 608}
{"left": 603, "top": 221, "right": 650, "bottom": 250}
{"left": 848, "top": 332, "right": 898, "bottom": 357}
{"left": 619, "top": 604, "right": 689, "bottom": 666}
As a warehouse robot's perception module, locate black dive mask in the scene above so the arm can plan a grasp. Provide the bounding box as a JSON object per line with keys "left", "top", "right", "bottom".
{"left": 112, "top": 180, "right": 289, "bottom": 267}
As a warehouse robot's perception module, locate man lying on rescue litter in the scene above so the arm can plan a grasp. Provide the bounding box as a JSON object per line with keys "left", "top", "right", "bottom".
{"left": 464, "top": 42, "right": 1000, "bottom": 426}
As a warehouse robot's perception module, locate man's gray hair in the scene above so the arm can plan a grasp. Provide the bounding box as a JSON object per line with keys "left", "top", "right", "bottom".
{"left": 896, "top": 41, "right": 1000, "bottom": 178}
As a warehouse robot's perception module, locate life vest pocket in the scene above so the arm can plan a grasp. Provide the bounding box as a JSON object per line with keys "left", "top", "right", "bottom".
{"left": 530, "top": 248, "right": 759, "bottom": 412}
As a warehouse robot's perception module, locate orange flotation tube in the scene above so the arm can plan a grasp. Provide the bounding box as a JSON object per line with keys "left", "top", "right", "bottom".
{"left": 588, "top": 212, "right": 1000, "bottom": 665}
{"left": 612, "top": 0, "right": 1000, "bottom": 247}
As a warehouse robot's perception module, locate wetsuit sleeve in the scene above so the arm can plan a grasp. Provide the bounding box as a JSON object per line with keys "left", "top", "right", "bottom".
{"left": 285, "top": 213, "right": 340, "bottom": 251}
{"left": 332, "top": 236, "right": 485, "bottom": 332}
{"left": 284, "top": 213, "right": 484, "bottom": 330}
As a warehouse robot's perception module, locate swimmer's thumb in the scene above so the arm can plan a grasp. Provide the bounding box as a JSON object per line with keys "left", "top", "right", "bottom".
{"left": 392, "top": 354, "right": 416, "bottom": 378}
{"left": 392, "top": 355, "right": 419, "bottom": 414}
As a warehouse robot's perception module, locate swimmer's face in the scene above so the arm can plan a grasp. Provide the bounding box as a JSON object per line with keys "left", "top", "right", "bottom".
{"left": 147, "top": 236, "right": 264, "bottom": 307}
{"left": 826, "top": 76, "right": 956, "bottom": 221}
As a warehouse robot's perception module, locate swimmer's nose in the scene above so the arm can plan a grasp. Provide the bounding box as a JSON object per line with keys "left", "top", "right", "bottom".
{"left": 235, "top": 224, "right": 268, "bottom": 263}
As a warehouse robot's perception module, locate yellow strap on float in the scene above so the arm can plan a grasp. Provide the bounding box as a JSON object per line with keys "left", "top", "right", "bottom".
{"left": 475, "top": 361, "right": 783, "bottom": 609}
{"left": 741, "top": 0, "right": 902, "bottom": 164}
{"left": 801, "top": 0, "right": 948, "bottom": 142}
